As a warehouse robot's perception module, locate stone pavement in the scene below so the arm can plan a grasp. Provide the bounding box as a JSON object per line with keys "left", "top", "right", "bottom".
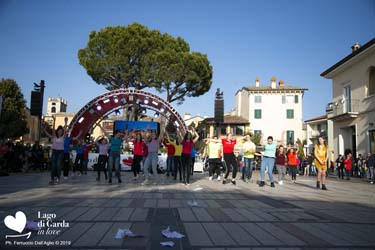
{"left": 0, "top": 170, "right": 374, "bottom": 250}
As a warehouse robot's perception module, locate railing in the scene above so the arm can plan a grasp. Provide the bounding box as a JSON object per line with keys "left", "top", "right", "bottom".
{"left": 326, "top": 99, "right": 360, "bottom": 118}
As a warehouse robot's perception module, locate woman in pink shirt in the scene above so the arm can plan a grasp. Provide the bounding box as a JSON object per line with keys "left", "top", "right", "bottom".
{"left": 181, "top": 128, "right": 199, "bottom": 185}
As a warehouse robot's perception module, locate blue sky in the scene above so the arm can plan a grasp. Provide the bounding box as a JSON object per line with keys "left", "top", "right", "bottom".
{"left": 0, "top": 0, "right": 374, "bottom": 121}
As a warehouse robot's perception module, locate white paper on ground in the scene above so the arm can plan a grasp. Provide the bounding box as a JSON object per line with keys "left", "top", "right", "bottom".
{"left": 193, "top": 187, "right": 203, "bottom": 191}
{"left": 187, "top": 200, "right": 198, "bottom": 207}
{"left": 160, "top": 241, "right": 175, "bottom": 247}
{"left": 161, "top": 226, "right": 185, "bottom": 239}
{"left": 115, "top": 228, "right": 143, "bottom": 239}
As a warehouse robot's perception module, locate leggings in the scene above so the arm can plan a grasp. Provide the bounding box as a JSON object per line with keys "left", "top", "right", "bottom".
{"left": 181, "top": 153, "right": 192, "bottom": 183}
{"left": 224, "top": 153, "right": 238, "bottom": 179}
{"left": 132, "top": 155, "right": 143, "bottom": 177}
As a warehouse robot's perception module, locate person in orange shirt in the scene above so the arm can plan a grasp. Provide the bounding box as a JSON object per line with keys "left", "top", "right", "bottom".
{"left": 287, "top": 145, "right": 299, "bottom": 182}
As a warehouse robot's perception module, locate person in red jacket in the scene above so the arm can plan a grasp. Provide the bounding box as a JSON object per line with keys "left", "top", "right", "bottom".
{"left": 163, "top": 135, "right": 175, "bottom": 177}
{"left": 344, "top": 151, "right": 353, "bottom": 180}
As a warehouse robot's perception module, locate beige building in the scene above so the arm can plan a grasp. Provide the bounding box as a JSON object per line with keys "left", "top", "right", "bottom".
{"left": 234, "top": 77, "right": 307, "bottom": 144}
{"left": 197, "top": 115, "right": 250, "bottom": 139}
{"left": 321, "top": 38, "right": 375, "bottom": 157}
{"left": 304, "top": 115, "right": 328, "bottom": 153}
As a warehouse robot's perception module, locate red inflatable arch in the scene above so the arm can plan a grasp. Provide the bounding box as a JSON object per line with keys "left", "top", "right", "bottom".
{"left": 68, "top": 88, "right": 187, "bottom": 139}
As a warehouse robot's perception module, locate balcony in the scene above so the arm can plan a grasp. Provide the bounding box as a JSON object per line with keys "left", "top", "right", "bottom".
{"left": 326, "top": 99, "right": 359, "bottom": 121}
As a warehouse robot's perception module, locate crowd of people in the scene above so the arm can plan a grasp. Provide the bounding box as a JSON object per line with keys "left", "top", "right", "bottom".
{"left": 1, "top": 121, "right": 375, "bottom": 188}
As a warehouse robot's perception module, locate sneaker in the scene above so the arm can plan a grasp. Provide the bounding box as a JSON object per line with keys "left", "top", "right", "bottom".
{"left": 279, "top": 180, "right": 283, "bottom": 185}
{"left": 231, "top": 179, "right": 236, "bottom": 185}
{"left": 222, "top": 179, "right": 227, "bottom": 185}
{"left": 209, "top": 176, "right": 213, "bottom": 181}
{"left": 217, "top": 176, "right": 221, "bottom": 181}
{"left": 55, "top": 178, "right": 60, "bottom": 184}
{"left": 270, "top": 182, "right": 275, "bottom": 188}
{"left": 322, "top": 185, "right": 327, "bottom": 190}
{"left": 245, "top": 178, "right": 250, "bottom": 183}
{"left": 118, "top": 178, "right": 122, "bottom": 183}
{"left": 108, "top": 179, "right": 112, "bottom": 184}
{"left": 370, "top": 181, "right": 374, "bottom": 184}
{"left": 316, "top": 181, "right": 320, "bottom": 189}
{"left": 259, "top": 181, "right": 265, "bottom": 187}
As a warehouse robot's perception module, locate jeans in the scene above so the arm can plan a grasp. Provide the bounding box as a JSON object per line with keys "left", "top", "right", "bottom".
{"left": 243, "top": 157, "right": 254, "bottom": 180}
{"left": 108, "top": 151, "right": 121, "bottom": 181}
{"left": 166, "top": 156, "right": 174, "bottom": 175}
{"left": 51, "top": 150, "right": 64, "bottom": 180}
{"left": 276, "top": 164, "right": 286, "bottom": 181}
{"left": 73, "top": 154, "right": 83, "bottom": 173}
{"left": 345, "top": 169, "right": 351, "bottom": 179}
{"left": 144, "top": 152, "right": 159, "bottom": 180}
{"left": 260, "top": 156, "right": 275, "bottom": 183}
{"left": 174, "top": 156, "right": 182, "bottom": 180}
{"left": 63, "top": 153, "right": 70, "bottom": 177}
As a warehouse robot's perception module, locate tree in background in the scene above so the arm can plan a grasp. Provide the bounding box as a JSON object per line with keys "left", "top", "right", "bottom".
{"left": 78, "top": 23, "right": 212, "bottom": 105}
{"left": 296, "top": 138, "right": 306, "bottom": 159}
{"left": 0, "top": 79, "right": 29, "bottom": 139}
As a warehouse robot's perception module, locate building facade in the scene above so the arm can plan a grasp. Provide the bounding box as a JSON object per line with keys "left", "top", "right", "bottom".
{"left": 322, "top": 38, "right": 375, "bottom": 158}
{"left": 234, "top": 77, "right": 307, "bottom": 144}
{"left": 46, "top": 97, "right": 67, "bottom": 116}
{"left": 304, "top": 115, "right": 329, "bottom": 153}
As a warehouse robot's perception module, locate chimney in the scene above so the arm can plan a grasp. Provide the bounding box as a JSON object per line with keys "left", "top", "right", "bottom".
{"left": 255, "top": 77, "right": 260, "bottom": 87}
{"left": 271, "top": 76, "right": 276, "bottom": 89}
{"left": 351, "top": 42, "right": 361, "bottom": 52}
{"left": 279, "top": 80, "right": 285, "bottom": 87}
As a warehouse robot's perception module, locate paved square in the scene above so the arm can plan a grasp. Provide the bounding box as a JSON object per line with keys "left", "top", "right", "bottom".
{"left": 0, "top": 171, "right": 374, "bottom": 250}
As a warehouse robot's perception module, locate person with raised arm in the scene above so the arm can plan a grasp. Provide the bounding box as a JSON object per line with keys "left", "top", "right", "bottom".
{"left": 43, "top": 116, "right": 68, "bottom": 185}
{"left": 181, "top": 127, "right": 199, "bottom": 185}
{"left": 258, "top": 131, "right": 285, "bottom": 187}
{"left": 143, "top": 127, "right": 164, "bottom": 185}
{"left": 94, "top": 126, "right": 109, "bottom": 181}
{"left": 62, "top": 117, "right": 82, "bottom": 180}
{"left": 98, "top": 123, "right": 124, "bottom": 184}
{"left": 287, "top": 144, "right": 299, "bottom": 182}
{"left": 241, "top": 133, "right": 256, "bottom": 183}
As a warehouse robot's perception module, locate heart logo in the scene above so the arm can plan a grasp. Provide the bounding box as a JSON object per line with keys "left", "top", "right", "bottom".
{"left": 4, "top": 211, "right": 27, "bottom": 233}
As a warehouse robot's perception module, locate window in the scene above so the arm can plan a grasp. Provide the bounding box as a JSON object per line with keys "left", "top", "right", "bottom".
{"left": 286, "top": 130, "right": 294, "bottom": 145}
{"left": 282, "top": 95, "right": 295, "bottom": 104}
{"left": 254, "top": 109, "right": 262, "bottom": 119}
{"left": 286, "top": 109, "right": 294, "bottom": 119}
{"left": 51, "top": 102, "right": 56, "bottom": 105}
{"left": 51, "top": 107, "right": 56, "bottom": 113}
{"left": 294, "top": 95, "right": 299, "bottom": 103}
{"left": 254, "top": 96, "right": 262, "bottom": 103}
{"left": 368, "top": 66, "right": 375, "bottom": 96}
